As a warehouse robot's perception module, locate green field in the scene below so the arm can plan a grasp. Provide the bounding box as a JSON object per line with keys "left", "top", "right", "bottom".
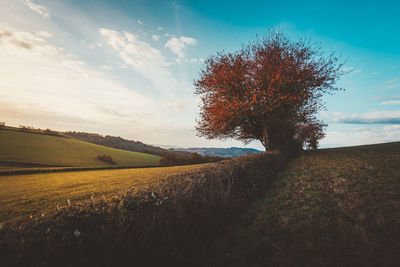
{"left": 0, "top": 130, "right": 161, "bottom": 169}
{"left": 0, "top": 164, "right": 208, "bottom": 223}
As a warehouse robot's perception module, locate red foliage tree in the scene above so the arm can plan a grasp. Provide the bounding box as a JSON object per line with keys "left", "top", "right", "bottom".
{"left": 194, "top": 31, "right": 344, "bottom": 152}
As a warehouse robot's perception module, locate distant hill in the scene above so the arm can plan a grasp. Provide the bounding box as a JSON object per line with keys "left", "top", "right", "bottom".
{"left": 64, "top": 131, "right": 259, "bottom": 158}
{"left": 0, "top": 129, "right": 161, "bottom": 168}
{"left": 65, "top": 131, "right": 190, "bottom": 156}
{"left": 176, "top": 147, "right": 262, "bottom": 157}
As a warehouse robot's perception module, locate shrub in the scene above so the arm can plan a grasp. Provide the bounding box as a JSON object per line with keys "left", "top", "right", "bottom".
{"left": 19, "top": 125, "right": 36, "bottom": 132}
{"left": 96, "top": 154, "right": 116, "bottom": 165}
{"left": 0, "top": 122, "right": 5, "bottom": 127}
{"left": 159, "top": 152, "right": 224, "bottom": 166}
{"left": 43, "top": 128, "right": 62, "bottom": 137}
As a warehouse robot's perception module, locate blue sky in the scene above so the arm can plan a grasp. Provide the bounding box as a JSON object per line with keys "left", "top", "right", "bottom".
{"left": 0, "top": 0, "right": 399, "bottom": 150}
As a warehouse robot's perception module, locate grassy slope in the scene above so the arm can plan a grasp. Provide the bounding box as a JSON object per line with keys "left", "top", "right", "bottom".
{"left": 0, "top": 164, "right": 208, "bottom": 223}
{"left": 207, "top": 142, "right": 400, "bottom": 266}
{"left": 0, "top": 130, "right": 161, "bottom": 168}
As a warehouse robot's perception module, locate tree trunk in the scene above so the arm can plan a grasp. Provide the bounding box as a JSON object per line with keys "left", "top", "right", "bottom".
{"left": 262, "top": 123, "right": 269, "bottom": 152}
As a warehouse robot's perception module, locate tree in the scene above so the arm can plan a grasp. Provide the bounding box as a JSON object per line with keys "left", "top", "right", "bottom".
{"left": 194, "top": 30, "right": 344, "bottom": 152}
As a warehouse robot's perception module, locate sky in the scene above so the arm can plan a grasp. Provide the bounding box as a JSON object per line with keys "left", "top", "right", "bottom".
{"left": 0, "top": 0, "right": 399, "bottom": 150}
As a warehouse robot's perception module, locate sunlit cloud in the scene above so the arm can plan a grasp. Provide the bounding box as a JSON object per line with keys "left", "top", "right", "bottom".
{"left": 23, "top": 0, "right": 50, "bottom": 18}
{"left": 36, "top": 30, "right": 52, "bottom": 38}
{"left": 100, "top": 28, "right": 181, "bottom": 94}
{"left": 0, "top": 27, "right": 159, "bottom": 136}
{"left": 165, "top": 36, "right": 197, "bottom": 59}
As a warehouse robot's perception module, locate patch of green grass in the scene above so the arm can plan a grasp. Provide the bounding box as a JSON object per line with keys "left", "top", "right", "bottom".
{"left": 206, "top": 142, "right": 400, "bottom": 266}
{"left": 0, "top": 130, "right": 161, "bottom": 167}
{"left": 0, "top": 164, "right": 208, "bottom": 223}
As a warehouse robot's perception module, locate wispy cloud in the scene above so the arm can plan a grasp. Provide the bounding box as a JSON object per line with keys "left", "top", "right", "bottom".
{"left": 165, "top": 36, "right": 197, "bottom": 59}
{"left": 100, "top": 28, "right": 180, "bottom": 94}
{"left": 381, "top": 100, "right": 400, "bottom": 106}
{"left": 321, "top": 125, "right": 400, "bottom": 147}
{"left": 23, "top": 0, "right": 50, "bottom": 18}
{"left": 386, "top": 77, "right": 399, "bottom": 84}
{"left": 0, "top": 27, "right": 157, "bottom": 134}
{"left": 100, "top": 65, "right": 112, "bottom": 70}
{"left": 152, "top": 34, "right": 159, "bottom": 41}
{"left": 342, "top": 66, "right": 361, "bottom": 74}
{"left": 36, "top": 30, "right": 52, "bottom": 38}
{"left": 379, "top": 77, "right": 400, "bottom": 90}
{"left": 371, "top": 95, "right": 400, "bottom": 100}
{"left": 137, "top": 19, "right": 143, "bottom": 25}
{"left": 322, "top": 111, "right": 400, "bottom": 124}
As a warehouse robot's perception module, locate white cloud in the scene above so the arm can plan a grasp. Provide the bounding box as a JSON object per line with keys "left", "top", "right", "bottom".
{"left": 342, "top": 66, "right": 361, "bottom": 74}
{"left": 152, "top": 34, "right": 159, "bottom": 41}
{"left": 0, "top": 27, "right": 159, "bottom": 138}
{"left": 321, "top": 111, "right": 400, "bottom": 124}
{"left": 165, "top": 36, "right": 197, "bottom": 59}
{"left": 157, "top": 27, "right": 163, "bottom": 31}
{"left": 100, "top": 65, "right": 112, "bottom": 70}
{"left": 387, "top": 77, "right": 399, "bottom": 84}
{"left": 36, "top": 30, "right": 52, "bottom": 38}
{"left": 386, "top": 83, "right": 400, "bottom": 89}
{"left": 321, "top": 125, "right": 400, "bottom": 148}
{"left": 381, "top": 100, "right": 400, "bottom": 105}
{"left": 371, "top": 95, "right": 400, "bottom": 100}
{"left": 100, "top": 28, "right": 180, "bottom": 94}
{"left": 137, "top": 19, "right": 143, "bottom": 25}
{"left": 380, "top": 77, "right": 400, "bottom": 90}
{"left": 23, "top": 0, "right": 50, "bottom": 18}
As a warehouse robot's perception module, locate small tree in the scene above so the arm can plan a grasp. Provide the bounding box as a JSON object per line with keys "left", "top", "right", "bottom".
{"left": 195, "top": 30, "right": 344, "bottom": 152}
{"left": 295, "top": 122, "right": 326, "bottom": 150}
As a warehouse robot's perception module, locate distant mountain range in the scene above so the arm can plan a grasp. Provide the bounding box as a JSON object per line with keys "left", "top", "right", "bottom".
{"left": 175, "top": 147, "right": 262, "bottom": 157}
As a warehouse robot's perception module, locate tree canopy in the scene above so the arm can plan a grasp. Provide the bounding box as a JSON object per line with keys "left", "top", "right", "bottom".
{"left": 194, "top": 31, "right": 344, "bottom": 152}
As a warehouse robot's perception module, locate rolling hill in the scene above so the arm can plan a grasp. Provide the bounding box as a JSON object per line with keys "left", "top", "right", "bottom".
{"left": 0, "top": 129, "right": 161, "bottom": 168}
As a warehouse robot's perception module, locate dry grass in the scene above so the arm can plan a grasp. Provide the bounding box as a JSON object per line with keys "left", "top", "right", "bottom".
{"left": 4, "top": 142, "right": 398, "bottom": 266}
{"left": 0, "top": 164, "right": 208, "bottom": 223}
{"left": 0, "top": 153, "right": 285, "bottom": 267}
{"left": 206, "top": 142, "right": 400, "bottom": 266}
